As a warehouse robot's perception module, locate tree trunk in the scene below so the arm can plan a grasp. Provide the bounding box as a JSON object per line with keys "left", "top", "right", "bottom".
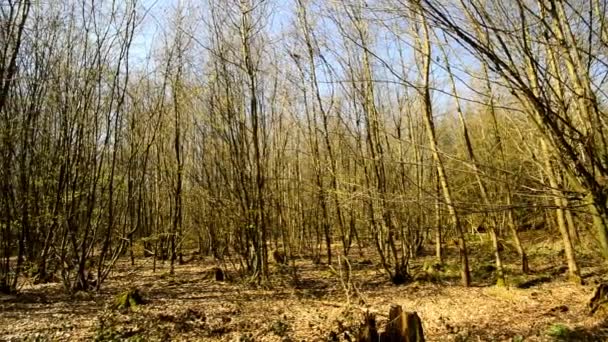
{"left": 417, "top": 11, "right": 470, "bottom": 287}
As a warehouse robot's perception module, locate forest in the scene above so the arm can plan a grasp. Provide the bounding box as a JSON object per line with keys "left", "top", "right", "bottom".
{"left": 1, "top": 0, "right": 608, "bottom": 340}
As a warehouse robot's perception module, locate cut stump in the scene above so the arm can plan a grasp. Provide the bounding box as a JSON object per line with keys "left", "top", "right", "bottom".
{"left": 272, "top": 250, "right": 287, "bottom": 265}
{"left": 211, "top": 267, "right": 225, "bottom": 281}
{"left": 113, "top": 288, "right": 144, "bottom": 311}
{"left": 357, "top": 311, "right": 379, "bottom": 342}
{"left": 358, "top": 305, "right": 424, "bottom": 342}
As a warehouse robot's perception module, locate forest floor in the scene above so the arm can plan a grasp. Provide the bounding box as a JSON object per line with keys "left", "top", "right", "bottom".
{"left": 1, "top": 231, "right": 608, "bottom": 341}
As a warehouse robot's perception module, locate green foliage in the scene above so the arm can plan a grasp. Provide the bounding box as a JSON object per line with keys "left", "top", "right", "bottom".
{"left": 423, "top": 261, "right": 445, "bottom": 273}
{"left": 471, "top": 262, "right": 496, "bottom": 282}
{"left": 25, "top": 262, "right": 39, "bottom": 279}
{"left": 415, "top": 260, "right": 468, "bottom": 284}
{"left": 546, "top": 323, "right": 571, "bottom": 340}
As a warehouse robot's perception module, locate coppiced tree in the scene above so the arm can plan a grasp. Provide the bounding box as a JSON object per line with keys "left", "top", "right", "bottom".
{"left": 414, "top": 0, "right": 608, "bottom": 270}
{"left": 0, "top": 0, "right": 31, "bottom": 293}
{"left": 3, "top": 0, "right": 608, "bottom": 294}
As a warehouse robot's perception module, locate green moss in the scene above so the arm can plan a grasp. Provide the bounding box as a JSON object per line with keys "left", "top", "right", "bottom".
{"left": 423, "top": 261, "right": 445, "bottom": 273}
{"left": 568, "top": 273, "right": 583, "bottom": 285}
{"left": 496, "top": 277, "right": 506, "bottom": 287}
{"left": 546, "top": 323, "right": 571, "bottom": 340}
{"left": 113, "top": 289, "right": 144, "bottom": 311}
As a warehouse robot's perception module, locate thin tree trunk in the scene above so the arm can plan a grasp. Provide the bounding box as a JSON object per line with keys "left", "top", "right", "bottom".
{"left": 541, "top": 139, "right": 581, "bottom": 284}
{"left": 417, "top": 12, "right": 470, "bottom": 286}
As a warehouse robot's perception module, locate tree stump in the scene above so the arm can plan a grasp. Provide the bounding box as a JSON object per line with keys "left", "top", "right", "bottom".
{"left": 589, "top": 283, "right": 608, "bottom": 315}
{"left": 381, "top": 305, "right": 425, "bottom": 342}
{"left": 357, "top": 312, "right": 379, "bottom": 342}
{"left": 113, "top": 288, "right": 145, "bottom": 311}
{"left": 272, "top": 250, "right": 287, "bottom": 265}
{"left": 212, "top": 267, "right": 224, "bottom": 281}
{"left": 357, "top": 305, "right": 424, "bottom": 342}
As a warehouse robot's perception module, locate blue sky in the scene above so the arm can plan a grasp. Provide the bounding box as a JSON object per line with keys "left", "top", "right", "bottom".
{"left": 129, "top": 0, "right": 479, "bottom": 117}
{"left": 131, "top": 0, "right": 294, "bottom": 65}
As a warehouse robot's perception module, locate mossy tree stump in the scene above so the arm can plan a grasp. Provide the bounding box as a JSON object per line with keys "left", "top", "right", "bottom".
{"left": 113, "top": 288, "right": 145, "bottom": 311}
{"left": 357, "top": 305, "right": 424, "bottom": 342}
